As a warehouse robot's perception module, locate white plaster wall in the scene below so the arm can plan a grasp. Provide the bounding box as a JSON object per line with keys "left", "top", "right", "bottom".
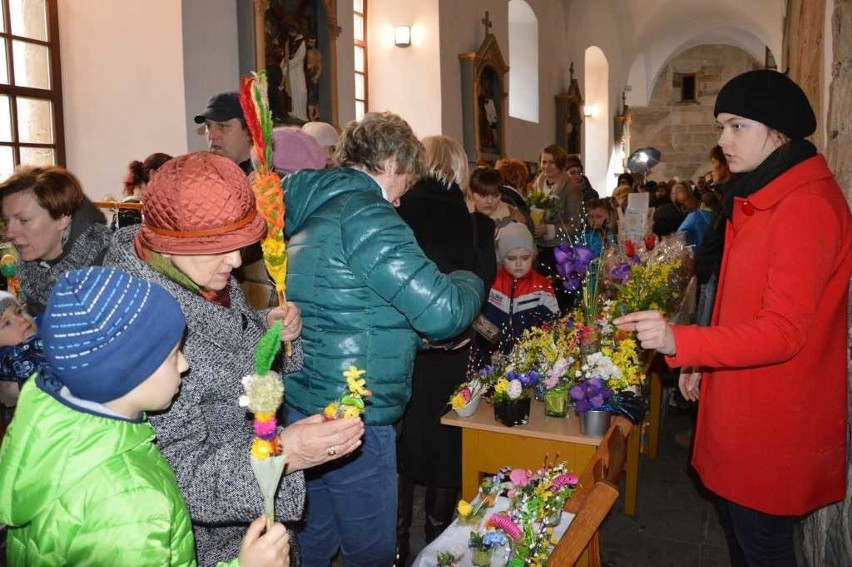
{"left": 59, "top": 0, "right": 188, "bottom": 200}
{"left": 437, "top": 0, "right": 506, "bottom": 151}
{"left": 367, "top": 0, "right": 441, "bottom": 138}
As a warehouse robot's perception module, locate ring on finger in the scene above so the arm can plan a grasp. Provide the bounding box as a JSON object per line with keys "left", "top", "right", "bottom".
{"left": 326, "top": 445, "right": 337, "bottom": 457}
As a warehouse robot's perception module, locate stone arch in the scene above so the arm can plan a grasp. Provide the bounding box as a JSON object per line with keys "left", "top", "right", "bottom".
{"left": 627, "top": 26, "right": 774, "bottom": 106}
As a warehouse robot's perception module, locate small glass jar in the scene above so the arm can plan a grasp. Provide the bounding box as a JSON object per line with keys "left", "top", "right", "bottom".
{"left": 543, "top": 384, "right": 569, "bottom": 417}
{"left": 471, "top": 547, "right": 494, "bottom": 566}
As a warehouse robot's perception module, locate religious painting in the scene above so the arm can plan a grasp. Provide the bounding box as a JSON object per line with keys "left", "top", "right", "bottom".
{"left": 555, "top": 63, "right": 584, "bottom": 156}
{"left": 477, "top": 66, "right": 502, "bottom": 158}
{"left": 459, "top": 19, "right": 508, "bottom": 164}
{"left": 260, "top": 0, "right": 337, "bottom": 125}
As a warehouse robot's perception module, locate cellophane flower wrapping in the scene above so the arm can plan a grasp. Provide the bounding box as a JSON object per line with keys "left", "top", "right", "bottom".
{"left": 601, "top": 233, "right": 694, "bottom": 318}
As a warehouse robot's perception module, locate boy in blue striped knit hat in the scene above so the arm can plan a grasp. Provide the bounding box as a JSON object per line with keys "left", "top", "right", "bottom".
{"left": 0, "top": 267, "right": 290, "bottom": 567}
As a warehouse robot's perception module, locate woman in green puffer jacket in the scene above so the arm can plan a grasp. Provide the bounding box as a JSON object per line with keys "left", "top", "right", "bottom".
{"left": 0, "top": 267, "right": 289, "bottom": 567}
{"left": 282, "top": 112, "right": 484, "bottom": 567}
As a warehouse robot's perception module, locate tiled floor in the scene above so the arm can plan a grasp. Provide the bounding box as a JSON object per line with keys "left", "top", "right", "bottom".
{"left": 598, "top": 410, "right": 732, "bottom": 567}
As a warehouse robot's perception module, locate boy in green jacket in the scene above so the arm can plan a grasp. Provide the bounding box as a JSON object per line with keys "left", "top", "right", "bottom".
{"left": 0, "top": 267, "right": 290, "bottom": 567}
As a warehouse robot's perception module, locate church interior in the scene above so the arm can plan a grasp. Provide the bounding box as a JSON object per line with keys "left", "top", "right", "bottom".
{"left": 30, "top": 0, "right": 851, "bottom": 207}
{"left": 0, "top": 1, "right": 850, "bottom": 566}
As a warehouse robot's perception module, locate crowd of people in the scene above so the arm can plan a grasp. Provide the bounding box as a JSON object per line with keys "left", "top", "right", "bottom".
{"left": 0, "top": 69, "right": 848, "bottom": 567}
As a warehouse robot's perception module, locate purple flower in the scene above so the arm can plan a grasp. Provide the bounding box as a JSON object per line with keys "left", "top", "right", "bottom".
{"left": 570, "top": 378, "right": 613, "bottom": 412}
{"left": 609, "top": 262, "right": 632, "bottom": 284}
{"left": 562, "top": 273, "right": 582, "bottom": 291}
{"left": 574, "top": 245, "right": 594, "bottom": 266}
{"left": 556, "top": 261, "right": 572, "bottom": 278}
{"left": 553, "top": 245, "right": 571, "bottom": 265}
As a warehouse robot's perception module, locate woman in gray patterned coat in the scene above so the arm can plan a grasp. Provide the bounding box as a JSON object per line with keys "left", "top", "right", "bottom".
{"left": 0, "top": 166, "right": 112, "bottom": 314}
{"left": 104, "top": 152, "right": 364, "bottom": 567}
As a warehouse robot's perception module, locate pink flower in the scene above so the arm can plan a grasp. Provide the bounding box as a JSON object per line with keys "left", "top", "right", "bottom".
{"left": 509, "top": 468, "right": 530, "bottom": 487}
{"left": 552, "top": 472, "right": 579, "bottom": 489}
{"left": 254, "top": 417, "right": 278, "bottom": 439}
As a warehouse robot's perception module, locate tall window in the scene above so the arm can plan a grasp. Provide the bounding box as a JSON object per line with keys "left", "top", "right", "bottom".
{"left": 353, "top": 0, "right": 367, "bottom": 120}
{"left": 508, "top": 0, "right": 538, "bottom": 122}
{"left": 0, "top": 0, "right": 63, "bottom": 181}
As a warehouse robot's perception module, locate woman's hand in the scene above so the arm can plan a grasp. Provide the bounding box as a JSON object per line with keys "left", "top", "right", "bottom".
{"left": 238, "top": 516, "right": 290, "bottom": 567}
{"left": 267, "top": 302, "right": 302, "bottom": 342}
{"left": 533, "top": 223, "right": 548, "bottom": 238}
{"left": 613, "top": 310, "right": 676, "bottom": 355}
{"left": 279, "top": 414, "right": 365, "bottom": 472}
{"left": 678, "top": 369, "right": 701, "bottom": 402}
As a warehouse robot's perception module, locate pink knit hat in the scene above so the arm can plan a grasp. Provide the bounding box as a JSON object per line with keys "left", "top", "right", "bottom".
{"left": 270, "top": 127, "right": 327, "bottom": 174}
{"left": 136, "top": 152, "right": 266, "bottom": 255}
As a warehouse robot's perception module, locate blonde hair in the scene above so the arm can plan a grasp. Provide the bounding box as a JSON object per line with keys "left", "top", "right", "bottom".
{"left": 421, "top": 135, "right": 469, "bottom": 190}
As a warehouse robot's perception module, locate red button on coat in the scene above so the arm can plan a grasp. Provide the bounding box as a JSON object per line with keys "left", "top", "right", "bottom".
{"left": 741, "top": 200, "right": 755, "bottom": 216}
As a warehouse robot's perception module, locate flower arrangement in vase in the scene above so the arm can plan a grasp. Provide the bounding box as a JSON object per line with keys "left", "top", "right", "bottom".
{"left": 563, "top": 307, "right": 646, "bottom": 434}
{"left": 512, "top": 323, "right": 580, "bottom": 418}
{"left": 449, "top": 378, "right": 484, "bottom": 418}
{"left": 481, "top": 458, "right": 580, "bottom": 565}
{"left": 468, "top": 529, "right": 509, "bottom": 566}
{"left": 456, "top": 470, "right": 508, "bottom": 528}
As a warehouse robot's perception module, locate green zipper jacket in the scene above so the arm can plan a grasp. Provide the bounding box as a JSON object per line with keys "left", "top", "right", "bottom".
{"left": 0, "top": 378, "right": 238, "bottom": 566}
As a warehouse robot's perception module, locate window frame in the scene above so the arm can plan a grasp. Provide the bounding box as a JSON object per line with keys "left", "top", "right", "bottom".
{"left": 353, "top": 0, "right": 367, "bottom": 120}
{"left": 0, "top": 0, "right": 65, "bottom": 170}
{"left": 680, "top": 73, "right": 697, "bottom": 103}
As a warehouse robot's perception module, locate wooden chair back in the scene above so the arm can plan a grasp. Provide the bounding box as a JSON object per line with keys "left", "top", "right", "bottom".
{"left": 548, "top": 480, "right": 619, "bottom": 566}
{"left": 564, "top": 416, "right": 631, "bottom": 514}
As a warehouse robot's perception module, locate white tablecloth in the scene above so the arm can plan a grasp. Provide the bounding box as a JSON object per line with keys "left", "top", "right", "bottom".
{"left": 411, "top": 496, "right": 574, "bottom": 567}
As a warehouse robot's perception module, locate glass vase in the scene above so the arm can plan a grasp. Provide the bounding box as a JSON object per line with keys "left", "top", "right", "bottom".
{"left": 543, "top": 384, "right": 569, "bottom": 417}
{"left": 471, "top": 547, "right": 493, "bottom": 566}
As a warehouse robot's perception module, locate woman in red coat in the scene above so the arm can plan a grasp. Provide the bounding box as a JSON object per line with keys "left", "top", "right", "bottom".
{"left": 616, "top": 70, "right": 851, "bottom": 567}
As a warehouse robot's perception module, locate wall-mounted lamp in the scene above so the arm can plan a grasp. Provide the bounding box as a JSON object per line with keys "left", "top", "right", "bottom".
{"left": 394, "top": 25, "right": 411, "bottom": 48}
{"left": 583, "top": 105, "right": 593, "bottom": 118}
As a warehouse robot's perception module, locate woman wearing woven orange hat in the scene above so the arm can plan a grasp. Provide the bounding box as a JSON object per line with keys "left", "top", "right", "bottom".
{"left": 104, "top": 152, "right": 364, "bottom": 567}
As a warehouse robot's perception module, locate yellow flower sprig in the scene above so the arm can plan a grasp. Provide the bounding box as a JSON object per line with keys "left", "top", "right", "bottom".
{"left": 322, "top": 366, "right": 372, "bottom": 420}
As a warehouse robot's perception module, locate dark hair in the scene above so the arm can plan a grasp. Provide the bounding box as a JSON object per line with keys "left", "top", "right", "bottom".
{"left": 617, "top": 172, "right": 634, "bottom": 187}
{"left": 0, "top": 166, "right": 84, "bottom": 219}
{"left": 468, "top": 166, "right": 503, "bottom": 196}
{"left": 586, "top": 198, "right": 609, "bottom": 212}
{"left": 709, "top": 145, "right": 727, "bottom": 167}
{"left": 540, "top": 144, "right": 568, "bottom": 170}
{"left": 700, "top": 191, "right": 720, "bottom": 210}
{"left": 123, "top": 153, "right": 172, "bottom": 196}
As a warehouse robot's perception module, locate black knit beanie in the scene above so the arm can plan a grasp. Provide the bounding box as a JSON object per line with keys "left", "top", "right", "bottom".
{"left": 714, "top": 70, "right": 816, "bottom": 139}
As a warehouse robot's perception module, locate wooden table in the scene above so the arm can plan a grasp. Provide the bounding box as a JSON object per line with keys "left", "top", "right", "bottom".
{"left": 442, "top": 398, "right": 640, "bottom": 517}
